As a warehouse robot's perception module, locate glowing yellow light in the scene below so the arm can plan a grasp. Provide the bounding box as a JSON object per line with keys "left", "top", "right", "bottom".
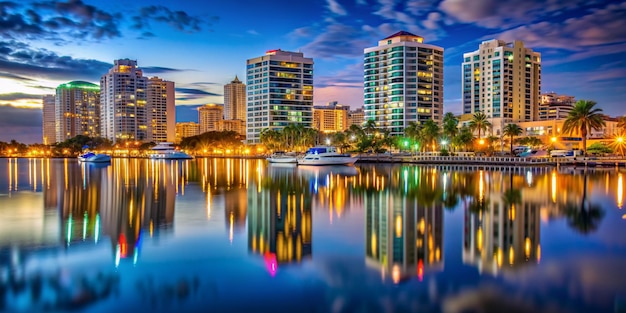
{"left": 418, "top": 218, "right": 425, "bottom": 234}
{"left": 476, "top": 227, "right": 483, "bottom": 252}
{"left": 537, "top": 244, "right": 541, "bottom": 263}
{"left": 618, "top": 137, "right": 624, "bottom": 143}
{"left": 525, "top": 237, "right": 531, "bottom": 258}
{"left": 509, "top": 246, "right": 514, "bottom": 265}
{"left": 371, "top": 232, "right": 377, "bottom": 255}
{"left": 551, "top": 136, "right": 557, "bottom": 143}
{"left": 479, "top": 139, "right": 485, "bottom": 145}
{"left": 496, "top": 248, "right": 503, "bottom": 267}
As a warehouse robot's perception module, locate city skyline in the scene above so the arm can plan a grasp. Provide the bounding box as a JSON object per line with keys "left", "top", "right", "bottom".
{"left": 0, "top": 0, "right": 625, "bottom": 143}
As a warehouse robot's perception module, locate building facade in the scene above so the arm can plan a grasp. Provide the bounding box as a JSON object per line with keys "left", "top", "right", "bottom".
{"left": 175, "top": 122, "right": 199, "bottom": 143}
{"left": 348, "top": 108, "right": 365, "bottom": 128}
{"left": 220, "top": 119, "right": 246, "bottom": 135}
{"left": 462, "top": 40, "right": 541, "bottom": 135}
{"left": 100, "top": 59, "right": 148, "bottom": 143}
{"left": 42, "top": 95, "right": 56, "bottom": 145}
{"left": 146, "top": 77, "right": 176, "bottom": 143}
{"left": 364, "top": 31, "right": 444, "bottom": 136}
{"left": 538, "top": 92, "right": 575, "bottom": 121}
{"left": 246, "top": 49, "right": 314, "bottom": 144}
{"left": 198, "top": 104, "right": 224, "bottom": 133}
{"left": 224, "top": 76, "right": 246, "bottom": 121}
{"left": 54, "top": 81, "right": 101, "bottom": 143}
{"left": 313, "top": 102, "right": 349, "bottom": 133}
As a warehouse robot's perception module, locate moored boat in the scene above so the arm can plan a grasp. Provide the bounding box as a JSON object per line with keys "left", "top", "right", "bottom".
{"left": 149, "top": 142, "right": 193, "bottom": 159}
{"left": 267, "top": 151, "right": 298, "bottom": 163}
{"left": 78, "top": 152, "right": 111, "bottom": 163}
{"left": 296, "top": 146, "right": 357, "bottom": 166}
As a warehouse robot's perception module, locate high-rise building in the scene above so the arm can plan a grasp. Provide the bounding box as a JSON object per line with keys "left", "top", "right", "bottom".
{"left": 224, "top": 76, "right": 246, "bottom": 121}
{"left": 198, "top": 103, "right": 224, "bottom": 133}
{"left": 54, "top": 81, "right": 101, "bottom": 143}
{"left": 175, "top": 122, "right": 199, "bottom": 143}
{"left": 348, "top": 108, "right": 365, "bottom": 128}
{"left": 100, "top": 59, "right": 148, "bottom": 142}
{"left": 220, "top": 119, "right": 245, "bottom": 136}
{"left": 462, "top": 40, "right": 541, "bottom": 135}
{"left": 538, "top": 92, "right": 575, "bottom": 121}
{"left": 42, "top": 95, "right": 56, "bottom": 145}
{"left": 312, "top": 102, "right": 349, "bottom": 133}
{"left": 246, "top": 49, "right": 314, "bottom": 144}
{"left": 146, "top": 77, "right": 175, "bottom": 143}
{"left": 364, "top": 31, "right": 444, "bottom": 136}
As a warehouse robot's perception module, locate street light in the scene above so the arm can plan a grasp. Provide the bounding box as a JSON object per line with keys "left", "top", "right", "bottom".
{"left": 479, "top": 139, "right": 485, "bottom": 145}
{"left": 441, "top": 140, "right": 448, "bottom": 146}
{"left": 325, "top": 138, "right": 331, "bottom": 145}
{"left": 551, "top": 137, "right": 557, "bottom": 143}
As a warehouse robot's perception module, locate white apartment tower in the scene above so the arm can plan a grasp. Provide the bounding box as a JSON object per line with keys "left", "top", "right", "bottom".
{"left": 224, "top": 76, "right": 246, "bottom": 121}
{"left": 42, "top": 95, "right": 56, "bottom": 144}
{"left": 246, "top": 49, "right": 314, "bottom": 144}
{"left": 364, "top": 31, "right": 444, "bottom": 136}
{"left": 100, "top": 59, "right": 148, "bottom": 142}
{"left": 462, "top": 40, "right": 541, "bottom": 134}
{"left": 146, "top": 77, "right": 176, "bottom": 143}
{"left": 54, "top": 81, "right": 101, "bottom": 142}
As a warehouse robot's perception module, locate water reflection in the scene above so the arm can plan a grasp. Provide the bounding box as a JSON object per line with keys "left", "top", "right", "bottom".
{"left": 0, "top": 159, "right": 624, "bottom": 312}
{"left": 248, "top": 164, "right": 313, "bottom": 273}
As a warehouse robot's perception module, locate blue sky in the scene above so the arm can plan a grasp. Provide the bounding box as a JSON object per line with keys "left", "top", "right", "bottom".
{"left": 1, "top": 0, "right": 625, "bottom": 143}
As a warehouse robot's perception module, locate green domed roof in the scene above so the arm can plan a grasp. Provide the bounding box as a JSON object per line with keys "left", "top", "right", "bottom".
{"left": 58, "top": 81, "right": 99, "bottom": 91}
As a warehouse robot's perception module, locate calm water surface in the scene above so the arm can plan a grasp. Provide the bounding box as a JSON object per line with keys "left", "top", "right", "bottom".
{"left": 0, "top": 158, "right": 625, "bottom": 313}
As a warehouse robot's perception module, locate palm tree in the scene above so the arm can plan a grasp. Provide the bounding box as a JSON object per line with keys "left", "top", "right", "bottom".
{"left": 468, "top": 112, "right": 492, "bottom": 139}
{"left": 442, "top": 112, "right": 459, "bottom": 139}
{"left": 453, "top": 126, "right": 474, "bottom": 152}
{"left": 564, "top": 173, "right": 605, "bottom": 234}
{"left": 421, "top": 120, "right": 440, "bottom": 152}
{"left": 562, "top": 100, "right": 605, "bottom": 156}
{"left": 502, "top": 123, "right": 523, "bottom": 155}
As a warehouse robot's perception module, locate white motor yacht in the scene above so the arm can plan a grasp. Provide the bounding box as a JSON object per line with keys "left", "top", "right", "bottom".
{"left": 149, "top": 143, "right": 193, "bottom": 159}
{"left": 297, "top": 146, "right": 357, "bottom": 166}
{"left": 78, "top": 151, "right": 111, "bottom": 163}
{"left": 267, "top": 151, "right": 298, "bottom": 163}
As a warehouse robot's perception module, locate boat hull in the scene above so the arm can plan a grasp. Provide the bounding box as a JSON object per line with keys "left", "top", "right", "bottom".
{"left": 149, "top": 153, "right": 193, "bottom": 160}
{"left": 267, "top": 157, "right": 298, "bottom": 163}
{"left": 78, "top": 154, "right": 111, "bottom": 163}
{"left": 297, "top": 157, "right": 357, "bottom": 166}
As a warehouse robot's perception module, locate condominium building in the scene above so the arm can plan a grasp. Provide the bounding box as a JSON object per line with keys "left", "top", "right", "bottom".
{"left": 364, "top": 31, "right": 444, "bottom": 136}
{"left": 462, "top": 40, "right": 541, "bottom": 135}
{"left": 42, "top": 95, "right": 56, "bottom": 144}
{"left": 146, "top": 77, "right": 175, "bottom": 143}
{"left": 220, "top": 119, "right": 246, "bottom": 135}
{"left": 246, "top": 49, "right": 314, "bottom": 144}
{"left": 348, "top": 108, "right": 365, "bottom": 128}
{"left": 198, "top": 103, "right": 224, "bottom": 133}
{"left": 100, "top": 59, "right": 148, "bottom": 142}
{"left": 312, "top": 102, "right": 349, "bottom": 133}
{"left": 175, "top": 122, "right": 199, "bottom": 143}
{"left": 224, "top": 76, "right": 246, "bottom": 121}
{"left": 54, "top": 81, "right": 101, "bottom": 142}
{"left": 538, "top": 92, "right": 575, "bottom": 120}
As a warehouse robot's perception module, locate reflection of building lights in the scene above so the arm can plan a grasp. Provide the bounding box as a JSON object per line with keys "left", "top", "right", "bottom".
{"left": 479, "top": 170, "right": 484, "bottom": 202}
{"left": 618, "top": 173, "right": 623, "bottom": 209}
{"left": 264, "top": 253, "right": 278, "bottom": 277}
{"left": 525, "top": 237, "right": 531, "bottom": 259}
{"left": 551, "top": 172, "right": 557, "bottom": 203}
{"left": 395, "top": 215, "right": 402, "bottom": 238}
{"left": 526, "top": 170, "right": 533, "bottom": 186}
{"left": 477, "top": 227, "right": 483, "bottom": 252}
{"left": 392, "top": 265, "right": 401, "bottom": 284}
{"left": 371, "top": 232, "right": 377, "bottom": 255}
{"left": 537, "top": 245, "right": 541, "bottom": 263}
{"left": 417, "top": 260, "right": 423, "bottom": 282}
{"left": 496, "top": 248, "right": 503, "bottom": 267}
{"left": 509, "top": 246, "right": 514, "bottom": 265}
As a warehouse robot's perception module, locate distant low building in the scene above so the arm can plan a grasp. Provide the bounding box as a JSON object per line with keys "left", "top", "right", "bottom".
{"left": 175, "top": 122, "right": 199, "bottom": 143}
{"left": 313, "top": 102, "right": 349, "bottom": 133}
{"left": 348, "top": 108, "right": 364, "bottom": 128}
{"left": 537, "top": 92, "right": 575, "bottom": 121}
{"left": 220, "top": 119, "right": 245, "bottom": 135}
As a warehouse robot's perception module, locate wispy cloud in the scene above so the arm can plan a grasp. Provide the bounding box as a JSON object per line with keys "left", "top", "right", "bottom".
{"left": 0, "top": 92, "right": 44, "bottom": 101}
{"left": 327, "top": 0, "right": 347, "bottom": 15}
{"left": 175, "top": 87, "right": 221, "bottom": 101}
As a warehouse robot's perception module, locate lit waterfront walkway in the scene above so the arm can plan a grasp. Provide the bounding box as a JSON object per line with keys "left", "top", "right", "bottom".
{"left": 355, "top": 154, "right": 626, "bottom": 169}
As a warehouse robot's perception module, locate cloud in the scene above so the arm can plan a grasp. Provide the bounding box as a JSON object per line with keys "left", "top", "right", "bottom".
{"left": 132, "top": 6, "right": 218, "bottom": 33}
{"left": 491, "top": 2, "right": 626, "bottom": 51}
{"left": 0, "top": 92, "right": 44, "bottom": 101}
{"left": 175, "top": 87, "right": 221, "bottom": 100}
{"left": 0, "top": 40, "right": 111, "bottom": 81}
{"left": 0, "top": 103, "right": 42, "bottom": 128}
{"left": 301, "top": 23, "right": 371, "bottom": 59}
{"left": 0, "top": 71, "right": 34, "bottom": 81}
{"left": 142, "top": 66, "right": 186, "bottom": 74}
{"left": 1, "top": 1, "right": 216, "bottom": 42}
{"left": 327, "top": 0, "right": 347, "bottom": 15}
{"left": 438, "top": 0, "right": 595, "bottom": 29}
